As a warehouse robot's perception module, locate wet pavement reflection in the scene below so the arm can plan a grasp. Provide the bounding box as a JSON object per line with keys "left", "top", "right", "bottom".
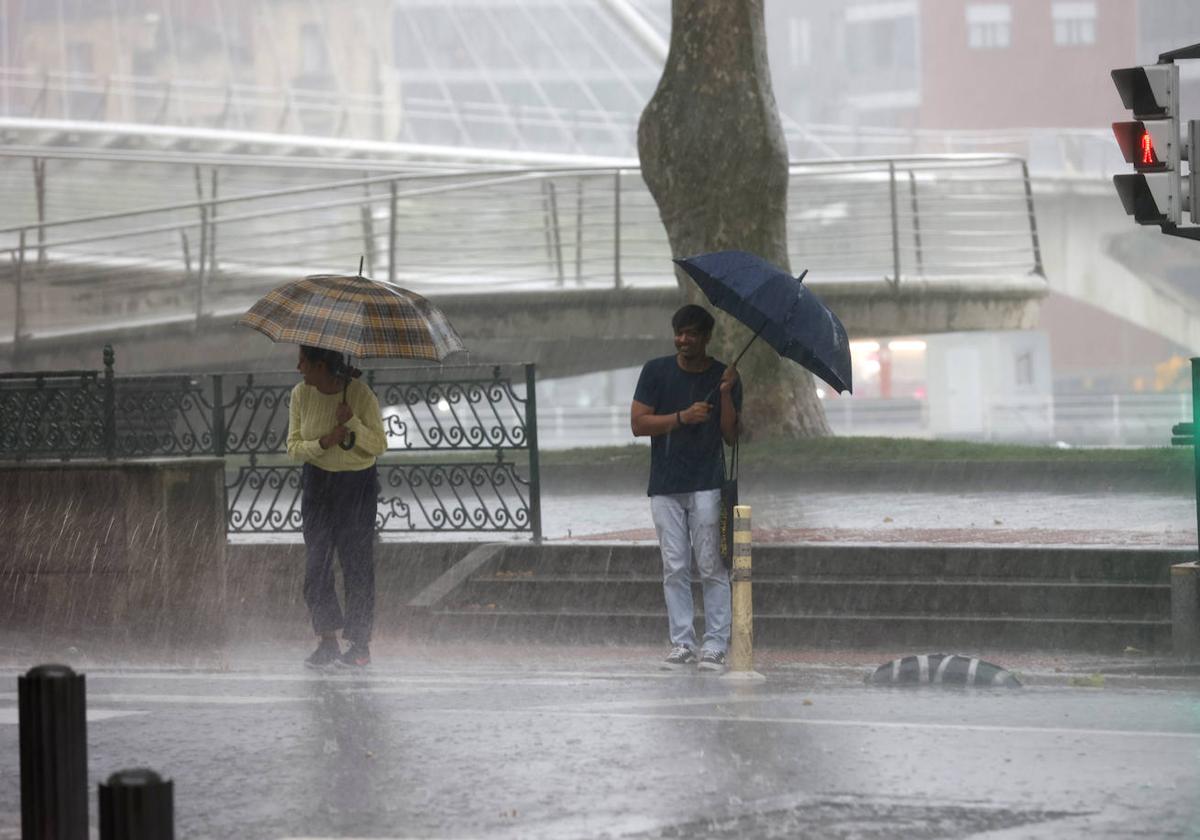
{"left": 1, "top": 648, "right": 1198, "bottom": 839}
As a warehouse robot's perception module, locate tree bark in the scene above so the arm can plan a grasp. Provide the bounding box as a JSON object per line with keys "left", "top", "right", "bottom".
{"left": 637, "top": 0, "right": 830, "bottom": 439}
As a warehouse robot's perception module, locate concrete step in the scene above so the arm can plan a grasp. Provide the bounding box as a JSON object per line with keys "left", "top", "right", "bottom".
{"left": 494, "top": 543, "right": 1183, "bottom": 583}
{"left": 423, "top": 608, "right": 1170, "bottom": 653}
{"left": 453, "top": 575, "right": 1169, "bottom": 619}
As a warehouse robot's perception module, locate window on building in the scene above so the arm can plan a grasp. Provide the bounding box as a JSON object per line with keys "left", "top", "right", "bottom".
{"left": 1015, "top": 351, "right": 1034, "bottom": 386}
{"left": 845, "top": 2, "right": 918, "bottom": 73}
{"left": 966, "top": 3, "right": 1012, "bottom": 49}
{"left": 1053, "top": 1, "right": 1097, "bottom": 46}
{"left": 299, "top": 23, "right": 329, "bottom": 77}
{"left": 65, "top": 41, "right": 94, "bottom": 76}
{"left": 788, "top": 17, "right": 811, "bottom": 68}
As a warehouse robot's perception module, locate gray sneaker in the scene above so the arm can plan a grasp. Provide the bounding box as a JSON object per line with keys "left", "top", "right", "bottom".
{"left": 698, "top": 649, "right": 727, "bottom": 672}
{"left": 661, "top": 645, "right": 697, "bottom": 669}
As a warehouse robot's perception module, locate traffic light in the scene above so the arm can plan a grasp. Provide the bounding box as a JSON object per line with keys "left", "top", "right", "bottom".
{"left": 1111, "top": 63, "right": 1185, "bottom": 226}
{"left": 1110, "top": 43, "right": 1200, "bottom": 241}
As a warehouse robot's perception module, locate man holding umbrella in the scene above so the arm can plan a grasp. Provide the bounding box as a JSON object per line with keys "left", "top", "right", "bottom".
{"left": 631, "top": 304, "right": 741, "bottom": 671}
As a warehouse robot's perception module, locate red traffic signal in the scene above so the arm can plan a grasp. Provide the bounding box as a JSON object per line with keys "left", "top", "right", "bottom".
{"left": 1112, "top": 121, "right": 1168, "bottom": 171}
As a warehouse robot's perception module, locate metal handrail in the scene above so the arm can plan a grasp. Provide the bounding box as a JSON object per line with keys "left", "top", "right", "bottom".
{"left": 0, "top": 151, "right": 1041, "bottom": 349}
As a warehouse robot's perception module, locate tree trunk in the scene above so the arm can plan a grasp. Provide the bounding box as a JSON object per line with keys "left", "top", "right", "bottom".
{"left": 637, "top": 0, "right": 830, "bottom": 439}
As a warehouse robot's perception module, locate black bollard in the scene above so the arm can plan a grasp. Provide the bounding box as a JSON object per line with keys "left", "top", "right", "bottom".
{"left": 99, "top": 768, "right": 174, "bottom": 840}
{"left": 19, "top": 663, "right": 89, "bottom": 840}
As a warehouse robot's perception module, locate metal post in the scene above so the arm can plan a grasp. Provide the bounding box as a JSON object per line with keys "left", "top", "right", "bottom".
{"left": 1021, "top": 160, "right": 1045, "bottom": 276}
{"left": 209, "top": 169, "right": 218, "bottom": 277}
{"left": 575, "top": 176, "right": 584, "bottom": 286}
{"left": 211, "top": 374, "right": 226, "bottom": 457}
{"left": 548, "top": 181, "right": 564, "bottom": 286}
{"left": 613, "top": 169, "right": 622, "bottom": 290}
{"left": 19, "top": 664, "right": 88, "bottom": 840}
{"left": 99, "top": 769, "right": 174, "bottom": 840}
{"left": 727, "top": 505, "right": 763, "bottom": 680}
{"left": 12, "top": 230, "right": 26, "bottom": 356}
{"left": 32, "top": 158, "right": 46, "bottom": 266}
{"left": 1112, "top": 393, "right": 1121, "bottom": 445}
{"left": 195, "top": 206, "right": 208, "bottom": 327}
{"left": 908, "top": 169, "right": 924, "bottom": 276}
{"left": 180, "top": 230, "right": 192, "bottom": 280}
{"left": 103, "top": 344, "right": 115, "bottom": 460}
{"left": 887, "top": 161, "right": 900, "bottom": 288}
{"left": 388, "top": 181, "right": 398, "bottom": 285}
{"left": 359, "top": 203, "right": 377, "bottom": 277}
{"left": 524, "top": 363, "right": 543, "bottom": 543}
{"left": 1192, "top": 357, "right": 1199, "bottom": 546}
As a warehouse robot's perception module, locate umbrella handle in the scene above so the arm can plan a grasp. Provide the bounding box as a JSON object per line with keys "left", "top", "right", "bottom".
{"left": 703, "top": 320, "right": 767, "bottom": 404}
{"left": 338, "top": 379, "right": 357, "bottom": 450}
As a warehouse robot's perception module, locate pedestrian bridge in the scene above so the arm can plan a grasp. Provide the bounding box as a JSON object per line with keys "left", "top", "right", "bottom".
{"left": 0, "top": 125, "right": 1047, "bottom": 377}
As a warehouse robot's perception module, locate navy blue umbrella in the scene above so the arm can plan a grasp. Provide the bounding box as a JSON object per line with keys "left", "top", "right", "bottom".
{"left": 675, "top": 250, "right": 853, "bottom": 394}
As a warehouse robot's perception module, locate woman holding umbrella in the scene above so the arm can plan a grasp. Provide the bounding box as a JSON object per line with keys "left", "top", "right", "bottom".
{"left": 288, "top": 345, "right": 387, "bottom": 669}
{"left": 240, "top": 269, "right": 467, "bottom": 668}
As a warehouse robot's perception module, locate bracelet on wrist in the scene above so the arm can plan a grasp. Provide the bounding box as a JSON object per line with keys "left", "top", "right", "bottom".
{"left": 676, "top": 410, "right": 682, "bottom": 426}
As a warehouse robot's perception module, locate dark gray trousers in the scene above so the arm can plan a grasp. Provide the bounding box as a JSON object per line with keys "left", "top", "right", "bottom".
{"left": 301, "top": 463, "right": 378, "bottom": 644}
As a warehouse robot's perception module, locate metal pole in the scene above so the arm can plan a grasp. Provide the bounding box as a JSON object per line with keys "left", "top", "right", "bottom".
{"left": 613, "top": 169, "right": 622, "bottom": 290}
{"left": 359, "top": 203, "right": 377, "bottom": 277}
{"left": 208, "top": 168, "right": 218, "bottom": 276}
{"left": 388, "top": 180, "right": 397, "bottom": 285}
{"left": 1021, "top": 160, "right": 1045, "bottom": 276}
{"left": 13, "top": 230, "right": 25, "bottom": 357}
{"left": 1192, "top": 357, "right": 1199, "bottom": 550}
{"left": 540, "top": 181, "right": 558, "bottom": 286}
{"left": 19, "top": 664, "right": 88, "bottom": 840}
{"left": 103, "top": 344, "right": 115, "bottom": 459}
{"left": 211, "top": 374, "right": 226, "bottom": 457}
{"left": 99, "top": 769, "right": 174, "bottom": 840}
{"left": 180, "top": 230, "right": 192, "bottom": 280}
{"left": 524, "top": 363, "right": 542, "bottom": 543}
{"left": 908, "top": 169, "right": 924, "bottom": 276}
{"left": 574, "top": 176, "right": 584, "bottom": 286}
{"left": 547, "top": 180, "right": 564, "bottom": 287}
{"left": 195, "top": 206, "right": 208, "bottom": 327}
{"left": 888, "top": 161, "right": 900, "bottom": 288}
{"left": 32, "top": 158, "right": 46, "bottom": 266}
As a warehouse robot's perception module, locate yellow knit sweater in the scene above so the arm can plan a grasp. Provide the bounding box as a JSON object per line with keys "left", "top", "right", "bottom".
{"left": 286, "top": 378, "right": 388, "bottom": 471}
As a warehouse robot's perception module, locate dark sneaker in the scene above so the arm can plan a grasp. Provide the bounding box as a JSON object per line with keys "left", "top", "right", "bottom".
{"left": 661, "top": 645, "right": 697, "bottom": 669}
{"left": 304, "top": 638, "right": 341, "bottom": 669}
{"left": 336, "top": 643, "right": 371, "bottom": 668}
{"left": 698, "top": 649, "right": 727, "bottom": 672}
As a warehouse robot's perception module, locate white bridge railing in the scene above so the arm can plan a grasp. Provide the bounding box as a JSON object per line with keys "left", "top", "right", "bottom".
{"left": 0, "top": 150, "right": 1041, "bottom": 350}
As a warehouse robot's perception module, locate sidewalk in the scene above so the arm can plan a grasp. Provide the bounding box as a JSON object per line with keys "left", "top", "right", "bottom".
{"left": 545, "top": 487, "right": 1197, "bottom": 547}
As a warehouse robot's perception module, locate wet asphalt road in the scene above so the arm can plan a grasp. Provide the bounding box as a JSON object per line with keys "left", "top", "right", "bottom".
{"left": 2, "top": 650, "right": 1199, "bottom": 839}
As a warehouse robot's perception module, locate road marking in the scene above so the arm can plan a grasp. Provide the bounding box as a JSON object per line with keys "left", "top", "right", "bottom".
{"left": 0, "top": 669, "right": 679, "bottom": 686}
{"left": 0, "top": 708, "right": 145, "bottom": 725}
{"left": 0, "top": 692, "right": 309, "bottom": 706}
{"left": 425, "top": 707, "right": 1200, "bottom": 741}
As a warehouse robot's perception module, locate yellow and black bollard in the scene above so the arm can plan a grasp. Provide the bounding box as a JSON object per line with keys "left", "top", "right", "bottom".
{"left": 726, "top": 505, "right": 765, "bottom": 681}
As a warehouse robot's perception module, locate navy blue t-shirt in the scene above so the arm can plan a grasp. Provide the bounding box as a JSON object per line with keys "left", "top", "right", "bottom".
{"left": 633, "top": 355, "right": 743, "bottom": 497}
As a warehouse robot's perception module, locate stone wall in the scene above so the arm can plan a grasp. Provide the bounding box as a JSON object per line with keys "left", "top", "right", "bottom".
{"left": 0, "top": 459, "right": 227, "bottom": 648}
{"left": 224, "top": 541, "right": 483, "bottom": 640}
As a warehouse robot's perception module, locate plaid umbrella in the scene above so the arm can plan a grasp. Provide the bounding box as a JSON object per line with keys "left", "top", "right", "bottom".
{"left": 237, "top": 274, "right": 465, "bottom": 361}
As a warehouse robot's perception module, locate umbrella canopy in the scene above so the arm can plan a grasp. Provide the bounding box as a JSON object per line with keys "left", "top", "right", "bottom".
{"left": 237, "top": 274, "right": 465, "bottom": 361}
{"left": 675, "top": 250, "right": 852, "bottom": 394}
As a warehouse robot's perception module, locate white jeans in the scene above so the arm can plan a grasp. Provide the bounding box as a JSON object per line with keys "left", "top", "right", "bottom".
{"left": 650, "top": 489, "right": 731, "bottom": 653}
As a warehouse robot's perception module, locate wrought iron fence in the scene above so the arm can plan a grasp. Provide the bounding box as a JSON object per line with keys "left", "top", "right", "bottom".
{"left": 0, "top": 346, "right": 542, "bottom": 539}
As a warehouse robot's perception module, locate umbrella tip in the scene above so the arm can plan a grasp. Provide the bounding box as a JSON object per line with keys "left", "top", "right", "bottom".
{"left": 358, "top": 256, "right": 364, "bottom": 277}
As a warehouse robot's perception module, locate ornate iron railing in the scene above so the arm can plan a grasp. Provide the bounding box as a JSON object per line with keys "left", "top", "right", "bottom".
{"left": 0, "top": 346, "right": 542, "bottom": 539}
